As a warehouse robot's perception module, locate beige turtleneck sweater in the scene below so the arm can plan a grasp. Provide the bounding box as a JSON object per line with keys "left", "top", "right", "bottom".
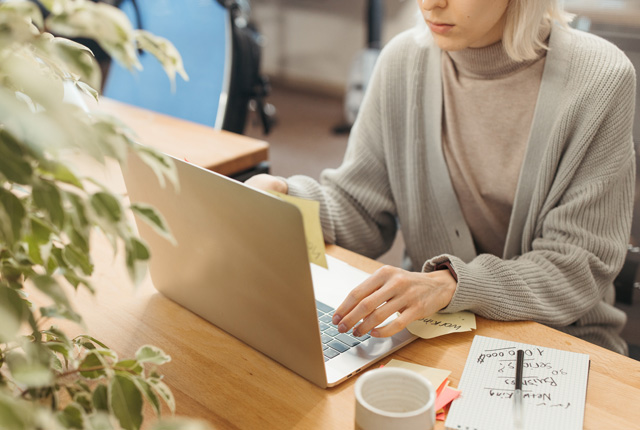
{"left": 442, "top": 44, "right": 546, "bottom": 256}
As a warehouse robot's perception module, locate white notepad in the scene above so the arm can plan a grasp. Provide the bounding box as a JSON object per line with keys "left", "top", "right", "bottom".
{"left": 445, "top": 335, "right": 590, "bottom": 430}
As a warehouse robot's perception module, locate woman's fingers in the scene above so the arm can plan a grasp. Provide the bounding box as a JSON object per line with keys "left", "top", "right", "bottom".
{"left": 332, "top": 265, "right": 458, "bottom": 338}
{"left": 332, "top": 265, "right": 396, "bottom": 327}
{"left": 352, "top": 297, "right": 404, "bottom": 337}
{"left": 370, "top": 309, "right": 422, "bottom": 337}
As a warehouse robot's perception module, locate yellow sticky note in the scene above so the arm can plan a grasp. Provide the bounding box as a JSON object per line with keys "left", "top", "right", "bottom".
{"left": 385, "top": 359, "right": 451, "bottom": 392}
{"left": 270, "top": 191, "right": 328, "bottom": 269}
{"left": 407, "top": 311, "right": 476, "bottom": 339}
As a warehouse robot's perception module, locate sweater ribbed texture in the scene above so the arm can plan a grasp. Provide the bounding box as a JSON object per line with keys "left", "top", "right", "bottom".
{"left": 286, "top": 25, "right": 636, "bottom": 354}
{"left": 442, "top": 40, "right": 546, "bottom": 256}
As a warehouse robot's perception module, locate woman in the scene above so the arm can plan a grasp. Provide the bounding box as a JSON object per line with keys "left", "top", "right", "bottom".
{"left": 247, "top": 0, "right": 636, "bottom": 354}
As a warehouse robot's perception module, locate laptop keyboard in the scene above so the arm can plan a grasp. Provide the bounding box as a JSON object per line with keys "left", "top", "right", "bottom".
{"left": 316, "top": 300, "right": 370, "bottom": 361}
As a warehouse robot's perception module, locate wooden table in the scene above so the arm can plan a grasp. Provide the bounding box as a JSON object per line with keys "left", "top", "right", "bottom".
{"left": 60, "top": 163, "right": 640, "bottom": 430}
{"left": 92, "top": 97, "right": 269, "bottom": 177}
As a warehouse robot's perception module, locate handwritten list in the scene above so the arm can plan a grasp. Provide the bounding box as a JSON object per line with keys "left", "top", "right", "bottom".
{"left": 445, "top": 335, "right": 590, "bottom": 430}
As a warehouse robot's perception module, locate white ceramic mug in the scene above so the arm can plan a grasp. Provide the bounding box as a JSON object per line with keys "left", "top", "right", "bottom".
{"left": 355, "top": 367, "right": 436, "bottom": 430}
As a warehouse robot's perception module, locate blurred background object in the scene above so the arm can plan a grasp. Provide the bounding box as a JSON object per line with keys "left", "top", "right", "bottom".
{"left": 335, "top": 0, "right": 384, "bottom": 134}
{"left": 103, "top": 0, "right": 272, "bottom": 180}
{"left": 104, "top": 0, "right": 273, "bottom": 136}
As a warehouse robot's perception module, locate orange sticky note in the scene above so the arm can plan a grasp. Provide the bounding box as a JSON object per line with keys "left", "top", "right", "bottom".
{"left": 436, "top": 379, "right": 449, "bottom": 396}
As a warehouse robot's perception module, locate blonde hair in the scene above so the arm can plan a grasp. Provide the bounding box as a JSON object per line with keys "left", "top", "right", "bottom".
{"left": 503, "top": 0, "right": 574, "bottom": 62}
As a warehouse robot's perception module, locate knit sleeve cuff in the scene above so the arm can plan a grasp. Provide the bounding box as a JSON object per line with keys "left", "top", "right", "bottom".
{"left": 422, "top": 254, "right": 471, "bottom": 313}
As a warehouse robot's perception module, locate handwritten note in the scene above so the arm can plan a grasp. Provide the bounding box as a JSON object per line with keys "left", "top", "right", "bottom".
{"left": 270, "top": 191, "right": 327, "bottom": 268}
{"left": 445, "top": 335, "right": 590, "bottom": 430}
{"left": 407, "top": 311, "right": 476, "bottom": 339}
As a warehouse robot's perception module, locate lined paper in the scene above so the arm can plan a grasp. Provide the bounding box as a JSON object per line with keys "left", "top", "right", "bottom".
{"left": 445, "top": 335, "right": 590, "bottom": 430}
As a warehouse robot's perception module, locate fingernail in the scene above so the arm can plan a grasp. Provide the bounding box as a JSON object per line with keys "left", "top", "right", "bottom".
{"left": 338, "top": 323, "right": 347, "bottom": 333}
{"left": 353, "top": 329, "right": 360, "bottom": 337}
{"left": 371, "top": 329, "right": 380, "bottom": 337}
{"left": 332, "top": 314, "right": 342, "bottom": 325}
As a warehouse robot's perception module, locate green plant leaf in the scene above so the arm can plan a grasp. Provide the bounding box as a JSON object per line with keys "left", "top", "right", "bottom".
{"left": 64, "top": 191, "right": 91, "bottom": 253}
{"left": 151, "top": 418, "right": 213, "bottom": 430}
{"left": 0, "top": 285, "right": 28, "bottom": 343}
{"left": 131, "top": 377, "right": 161, "bottom": 417}
{"left": 67, "top": 224, "right": 90, "bottom": 255}
{"left": 148, "top": 378, "right": 175, "bottom": 414}
{"left": 110, "top": 374, "right": 143, "bottom": 430}
{"left": 74, "top": 391, "right": 93, "bottom": 413}
{"left": 51, "top": 36, "right": 101, "bottom": 90}
{"left": 0, "top": 130, "right": 33, "bottom": 185}
{"left": 45, "top": 2, "right": 141, "bottom": 71}
{"left": 93, "top": 119, "right": 131, "bottom": 163}
{"left": 6, "top": 350, "right": 53, "bottom": 388}
{"left": 40, "top": 304, "right": 83, "bottom": 325}
{"left": 134, "top": 29, "right": 189, "bottom": 91}
{"left": 42, "top": 326, "right": 74, "bottom": 349}
{"left": 115, "top": 359, "right": 143, "bottom": 376}
{"left": 58, "top": 402, "right": 85, "bottom": 429}
{"left": 31, "top": 274, "right": 72, "bottom": 310}
{"left": 42, "top": 159, "right": 84, "bottom": 189}
{"left": 63, "top": 269, "right": 95, "bottom": 294}
{"left": 135, "top": 345, "right": 171, "bottom": 366}
{"left": 87, "top": 411, "right": 117, "bottom": 430}
{"left": 0, "top": 0, "right": 44, "bottom": 29}
{"left": 0, "top": 188, "right": 26, "bottom": 247}
{"left": 76, "top": 80, "right": 99, "bottom": 102}
{"left": 37, "top": 0, "right": 61, "bottom": 14}
{"left": 63, "top": 243, "right": 94, "bottom": 276}
{"left": 130, "top": 203, "right": 175, "bottom": 245}
{"left": 0, "top": 392, "right": 27, "bottom": 430}
{"left": 79, "top": 350, "right": 107, "bottom": 380}
{"left": 92, "top": 384, "right": 109, "bottom": 413}
{"left": 131, "top": 145, "right": 178, "bottom": 190}
{"left": 90, "top": 191, "right": 123, "bottom": 224}
{"left": 50, "top": 352, "right": 63, "bottom": 372}
{"left": 125, "top": 237, "right": 150, "bottom": 286}
{"left": 25, "top": 216, "right": 54, "bottom": 265}
{"left": 32, "top": 179, "right": 65, "bottom": 230}
{"left": 44, "top": 341, "right": 72, "bottom": 368}
{"left": 74, "top": 334, "right": 110, "bottom": 350}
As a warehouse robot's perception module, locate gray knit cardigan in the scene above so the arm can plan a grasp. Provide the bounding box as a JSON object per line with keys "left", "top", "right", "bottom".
{"left": 285, "top": 24, "right": 637, "bottom": 354}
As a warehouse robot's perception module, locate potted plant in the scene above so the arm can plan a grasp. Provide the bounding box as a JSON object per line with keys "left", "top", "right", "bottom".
{"left": 0, "top": 1, "right": 209, "bottom": 428}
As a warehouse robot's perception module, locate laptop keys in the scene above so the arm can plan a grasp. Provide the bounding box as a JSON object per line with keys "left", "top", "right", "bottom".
{"left": 335, "top": 333, "right": 361, "bottom": 348}
{"left": 327, "top": 340, "right": 349, "bottom": 353}
{"left": 319, "top": 314, "right": 333, "bottom": 324}
{"left": 316, "top": 300, "right": 371, "bottom": 361}
{"left": 323, "top": 348, "right": 339, "bottom": 359}
{"left": 324, "top": 327, "right": 339, "bottom": 336}
{"left": 316, "top": 300, "right": 334, "bottom": 314}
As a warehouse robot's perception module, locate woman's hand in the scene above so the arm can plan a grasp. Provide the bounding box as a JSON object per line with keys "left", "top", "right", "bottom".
{"left": 332, "top": 265, "right": 457, "bottom": 337}
{"left": 245, "top": 173, "right": 288, "bottom": 194}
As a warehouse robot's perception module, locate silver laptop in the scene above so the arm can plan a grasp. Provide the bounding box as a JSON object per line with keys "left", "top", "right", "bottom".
{"left": 122, "top": 150, "right": 416, "bottom": 387}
